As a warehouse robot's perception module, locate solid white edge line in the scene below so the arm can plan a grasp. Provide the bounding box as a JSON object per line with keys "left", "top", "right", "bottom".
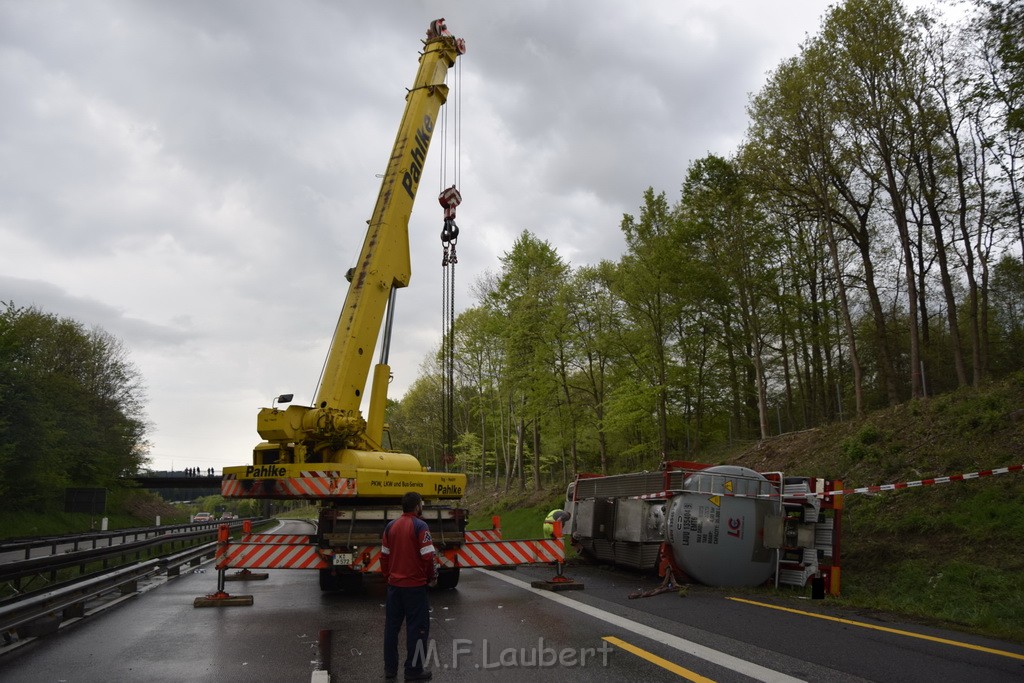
{"left": 475, "top": 568, "right": 805, "bottom": 683}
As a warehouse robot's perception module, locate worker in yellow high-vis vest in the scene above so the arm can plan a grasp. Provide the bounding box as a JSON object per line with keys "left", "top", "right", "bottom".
{"left": 543, "top": 509, "right": 571, "bottom": 539}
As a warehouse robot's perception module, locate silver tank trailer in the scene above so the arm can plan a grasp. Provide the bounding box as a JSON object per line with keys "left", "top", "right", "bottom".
{"left": 665, "top": 465, "right": 780, "bottom": 586}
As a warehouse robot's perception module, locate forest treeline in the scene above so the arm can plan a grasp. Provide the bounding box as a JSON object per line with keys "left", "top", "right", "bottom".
{"left": 0, "top": 303, "right": 149, "bottom": 511}
{"left": 2, "top": 0, "right": 1021, "bottom": 511}
{"left": 389, "top": 0, "right": 1024, "bottom": 490}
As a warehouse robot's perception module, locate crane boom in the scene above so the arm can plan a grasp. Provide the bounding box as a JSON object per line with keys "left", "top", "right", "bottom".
{"left": 317, "top": 21, "right": 464, "bottom": 428}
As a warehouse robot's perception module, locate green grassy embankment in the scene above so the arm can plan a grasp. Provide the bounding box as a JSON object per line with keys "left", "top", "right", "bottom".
{"left": 463, "top": 375, "right": 1024, "bottom": 643}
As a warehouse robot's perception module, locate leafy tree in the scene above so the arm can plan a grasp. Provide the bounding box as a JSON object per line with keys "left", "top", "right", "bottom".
{"left": 452, "top": 305, "right": 507, "bottom": 488}
{"left": 485, "top": 231, "right": 569, "bottom": 489}
{"left": 973, "top": 0, "right": 1024, "bottom": 263}
{"left": 742, "top": 51, "right": 871, "bottom": 419}
{"left": 563, "top": 263, "right": 618, "bottom": 473}
{"left": 392, "top": 0, "right": 1024, "bottom": 479}
{"left": 387, "top": 373, "right": 444, "bottom": 471}
{"left": 989, "top": 254, "right": 1024, "bottom": 372}
{"left": 679, "top": 154, "right": 782, "bottom": 439}
{"left": 615, "top": 188, "right": 682, "bottom": 459}
{"left": 0, "top": 303, "right": 149, "bottom": 511}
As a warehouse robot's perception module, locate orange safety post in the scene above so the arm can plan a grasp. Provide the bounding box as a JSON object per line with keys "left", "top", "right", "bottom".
{"left": 194, "top": 522, "right": 254, "bottom": 606}
{"left": 530, "top": 520, "right": 583, "bottom": 591}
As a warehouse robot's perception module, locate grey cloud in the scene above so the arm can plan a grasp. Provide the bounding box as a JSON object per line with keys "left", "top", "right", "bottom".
{"left": 0, "top": 275, "right": 189, "bottom": 349}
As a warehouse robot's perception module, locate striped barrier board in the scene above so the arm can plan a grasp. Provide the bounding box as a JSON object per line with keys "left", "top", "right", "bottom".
{"left": 630, "top": 464, "right": 1024, "bottom": 501}
{"left": 221, "top": 472, "right": 357, "bottom": 498}
{"left": 465, "top": 529, "right": 502, "bottom": 543}
{"left": 216, "top": 541, "right": 328, "bottom": 571}
{"left": 214, "top": 539, "right": 563, "bottom": 573}
{"left": 238, "top": 534, "right": 311, "bottom": 545}
{"left": 323, "top": 542, "right": 564, "bottom": 571}
{"left": 456, "top": 539, "right": 564, "bottom": 567}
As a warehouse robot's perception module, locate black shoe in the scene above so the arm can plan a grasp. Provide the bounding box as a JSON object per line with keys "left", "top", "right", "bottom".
{"left": 385, "top": 672, "right": 397, "bottom": 681}
{"left": 405, "top": 671, "right": 432, "bottom": 681}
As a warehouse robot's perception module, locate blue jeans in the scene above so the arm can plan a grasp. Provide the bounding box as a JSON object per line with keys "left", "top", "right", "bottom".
{"left": 384, "top": 584, "right": 430, "bottom": 676}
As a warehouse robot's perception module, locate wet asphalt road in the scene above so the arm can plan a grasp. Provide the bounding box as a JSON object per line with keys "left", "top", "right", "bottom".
{"left": 2, "top": 521, "right": 1023, "bottom": 682}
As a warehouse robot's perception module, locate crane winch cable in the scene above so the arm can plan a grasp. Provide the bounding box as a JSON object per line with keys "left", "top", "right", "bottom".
{"left": 438, "top": 54, "right": 462, "bottom": 472}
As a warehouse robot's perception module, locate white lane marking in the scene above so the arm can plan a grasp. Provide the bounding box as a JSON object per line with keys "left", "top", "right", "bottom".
{"left": 476, "top": 569, "right": 805, "bottom": 683}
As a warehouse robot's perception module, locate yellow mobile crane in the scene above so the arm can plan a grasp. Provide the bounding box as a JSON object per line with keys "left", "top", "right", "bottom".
{"left": 222, "top": 19, "right": 468, "bottom": 591}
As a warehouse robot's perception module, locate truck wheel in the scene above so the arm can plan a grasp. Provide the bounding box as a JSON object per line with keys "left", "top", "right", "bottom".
{"left": 319, "top": 569, "right": 364, "bottom": 592}
{"left": 319, "top": 569, "right": 341, "bottom": 592}
{"left": 435, "top": 568, "right": 460, "bottom": 590}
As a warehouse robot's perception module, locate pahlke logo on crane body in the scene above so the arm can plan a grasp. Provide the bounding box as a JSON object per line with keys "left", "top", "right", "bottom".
{"left": 245, "top": 464, "right": 288, "bottom": 478}
{"left": 434, "top": 482, "right": 462, "bottom": 496}
{"left": 401, "top": 114, "right": 434, "bottom": 200}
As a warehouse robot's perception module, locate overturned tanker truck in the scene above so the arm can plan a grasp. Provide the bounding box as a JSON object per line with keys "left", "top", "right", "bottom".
{"left": 563, "top": 461, "right": 842, "bottom": 596}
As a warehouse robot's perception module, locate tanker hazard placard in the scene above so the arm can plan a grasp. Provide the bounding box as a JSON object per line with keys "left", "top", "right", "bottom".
{"left": 677, "top": 501, "right": 721, "bottom": 546}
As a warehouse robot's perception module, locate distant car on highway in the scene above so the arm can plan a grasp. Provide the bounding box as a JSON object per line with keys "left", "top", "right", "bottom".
{"left": 192, "top": 512, "right": 214, "bottom": 523}
{"left": 220, "top": 512, "right": 236, "bottom": 520}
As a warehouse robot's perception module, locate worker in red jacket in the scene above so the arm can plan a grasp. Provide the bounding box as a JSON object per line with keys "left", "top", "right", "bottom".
{"left": 381, "top": 491, "right": 437, "bottom": 681}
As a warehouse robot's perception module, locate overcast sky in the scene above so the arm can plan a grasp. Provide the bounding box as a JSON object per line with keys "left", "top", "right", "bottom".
{"left": 1, "top": 1, "right": 946, "bottom": 473}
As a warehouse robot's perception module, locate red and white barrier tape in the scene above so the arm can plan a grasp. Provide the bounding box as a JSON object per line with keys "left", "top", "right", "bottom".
{"left": 827, "top": 463, "right": 1023, "bottom": 497}
{"left": 630, "top": 464, "right": 1024, "bottom": 501}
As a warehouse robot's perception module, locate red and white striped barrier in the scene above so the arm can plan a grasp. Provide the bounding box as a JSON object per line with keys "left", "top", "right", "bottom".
{"left": 221, "top": 472, "right": 357, "bottom": 498}
{"left": 629, "top": 464, "right": 1024, "bottom": 501}
{"left": 456, "top": 539, "right": 564, "bottom": 567}
{"left": 238, "top": 534, "right": 311, "bottom": 545}
{"left": 465, "top": 528, "right": 502, "bottom": 543}
{"left": 321, "top": 540, "right": 566, "bottom": 572}
{"left": 826, "top": 464, "right": 1024, "bottom": 496}
{"left": 216, "top": 540, "right": 328, "bottom": 571}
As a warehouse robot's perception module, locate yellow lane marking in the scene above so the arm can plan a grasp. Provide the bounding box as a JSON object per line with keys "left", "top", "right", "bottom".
{"left": 727, "top": 597, "right": 1024, "bottom": 662}
{"left": 603, "top": 636, "right": 716, "bottom": 682}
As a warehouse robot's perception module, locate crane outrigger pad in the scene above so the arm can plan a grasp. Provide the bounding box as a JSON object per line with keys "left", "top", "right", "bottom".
{"left": 193, "top": 592, "right": 254, "bottom": 608}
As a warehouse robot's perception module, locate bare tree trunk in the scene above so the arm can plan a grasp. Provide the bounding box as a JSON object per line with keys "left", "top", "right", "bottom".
{"left": 824, "top": 215, "right": 864, "bottom": 418}
{"left": 515, "top": 414, "right": 525, "bottom": 492}
{"left": 532, "top": 419, "right": 541, "bottom": 491}
{"left": 917, "top": 147, "right": 969, "bottom": 387}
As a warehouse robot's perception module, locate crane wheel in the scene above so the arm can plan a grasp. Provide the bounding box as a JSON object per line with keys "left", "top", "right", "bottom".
{"left": 319, "top": 569, "right": 363, "bottom": 593}
{"left": 434, "top": 567, "right": 460, "bottom": 590}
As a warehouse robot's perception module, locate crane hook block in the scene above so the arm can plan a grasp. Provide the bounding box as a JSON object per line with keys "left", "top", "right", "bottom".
{"left": 441, "top": 218, "right": 460, "bottom": 244}
{"left": 439, "top": 185, "right": 462, "bottom": 244}
{"left": 439, "top": 185, "right": 462, "bottom": 220}
{"left": 427, "top": 19, "right": 467, "bottom": 55}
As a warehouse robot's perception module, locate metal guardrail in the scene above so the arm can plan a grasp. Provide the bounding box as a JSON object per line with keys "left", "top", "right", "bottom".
{"left": 1, "top": 540, "right": 218, "bottom": 643}
{"left": 0, "top": 520, "right": 276, "bottom": 646}
{"left": 159, "top": 541, "right": 220, "bottom": 577}
{"left": 0, "top": 518, "right": 258, "bottom": 560}
{"left": 0, "top": 528, "right": 220, "bottom": 585}
{"left": 0, "top": 560, "right": 166, "bottom": 638}
{"left": 0, "top": 540, "right": 221, "bottom": 643}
